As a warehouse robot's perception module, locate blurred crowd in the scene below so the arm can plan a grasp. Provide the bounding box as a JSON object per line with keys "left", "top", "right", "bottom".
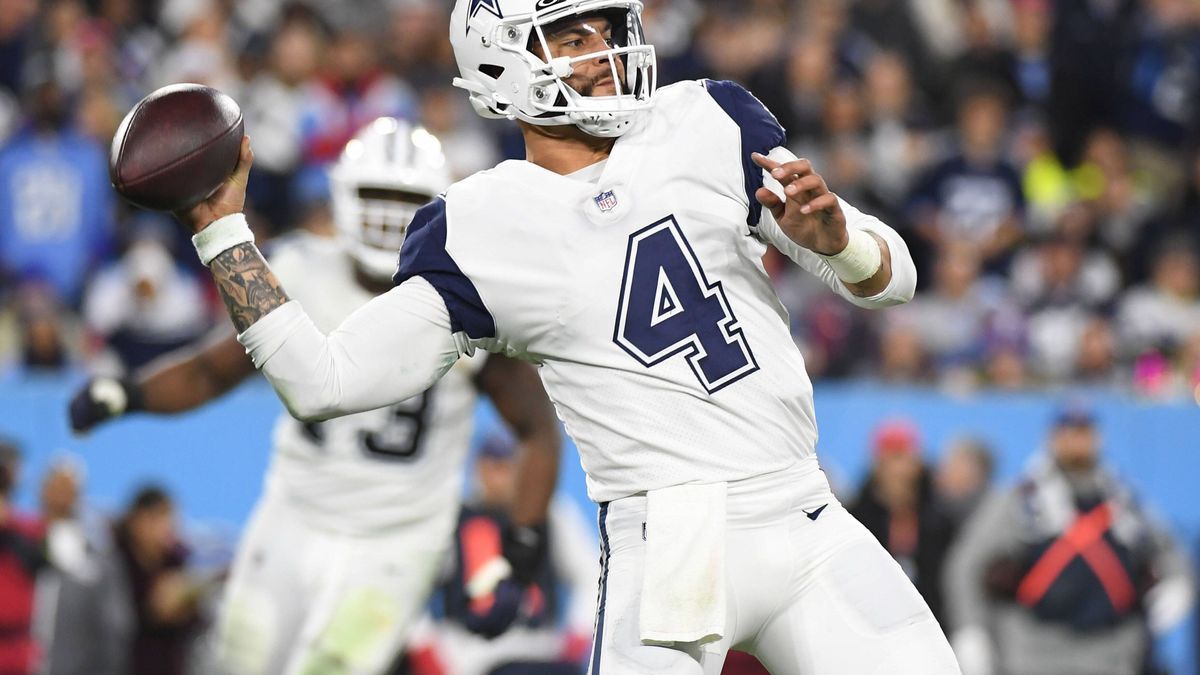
{"left": 1, "top": 0, "right": 1200, "bottom": 396}
{"left": 844, "top": 407, "right": 1194, "bottom": 675}
{"left": 0, "top": 430, "right": 601, "bottom": 675}
{"left": 0, "top": 442, "right": 211, "bottom": 675}
{"left": 0, "top": 2, "right": 1197, "bottom": 673}
{"left": 4, "top": 404, "right": 1192, "bottom": 675}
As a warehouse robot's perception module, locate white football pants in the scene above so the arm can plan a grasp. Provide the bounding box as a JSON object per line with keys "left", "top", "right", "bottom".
{"left": 586, "top": 460, "right": 962, "bottom": 674}
{"left": 210, "top": 493, "right": 447, "bottom": 675}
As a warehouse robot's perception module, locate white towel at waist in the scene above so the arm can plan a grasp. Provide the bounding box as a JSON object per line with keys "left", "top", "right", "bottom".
{"left": 639, "top": 482, "right": 727, "bottom": 646}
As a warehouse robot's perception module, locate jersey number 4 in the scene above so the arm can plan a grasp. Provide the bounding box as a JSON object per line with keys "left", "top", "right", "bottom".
{"left": 614, "top": 215, "right": 758, "bottom": 393}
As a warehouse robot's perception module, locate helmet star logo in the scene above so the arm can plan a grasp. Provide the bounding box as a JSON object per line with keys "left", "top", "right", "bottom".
{"left": 467, "top": 0, "right": 503, "bottom": 33}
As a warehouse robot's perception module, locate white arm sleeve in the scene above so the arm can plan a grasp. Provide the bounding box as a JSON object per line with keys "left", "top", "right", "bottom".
{"left": 754, "top": 146, "right": 917, "bottom": 308}
{"left": 237, "top": 276, "right": 461, "bottom": 421}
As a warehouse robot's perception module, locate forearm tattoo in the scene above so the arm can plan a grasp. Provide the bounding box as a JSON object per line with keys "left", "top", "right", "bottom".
{"left": 208, "top": 243, "right": 289, "bottom": 333}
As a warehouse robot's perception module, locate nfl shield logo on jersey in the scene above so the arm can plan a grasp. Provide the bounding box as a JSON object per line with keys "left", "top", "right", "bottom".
{"left": 594, "top": 190, "right": 619, "bottom": 212}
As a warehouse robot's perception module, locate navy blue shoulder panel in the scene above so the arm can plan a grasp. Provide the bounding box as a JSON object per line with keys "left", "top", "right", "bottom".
{"left": 703, "top": 79, "right": 788, "bottom": 227}
{"left": 394, "top": 197, "right": 497, "bottom": 340}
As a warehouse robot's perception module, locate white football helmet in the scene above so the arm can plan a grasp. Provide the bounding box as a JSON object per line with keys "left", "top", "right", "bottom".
{"left": 450, "top": 0, "right": 657, "bottom": 138}
{"left": 329, "top": 117, "right": 451, "bottom": 281}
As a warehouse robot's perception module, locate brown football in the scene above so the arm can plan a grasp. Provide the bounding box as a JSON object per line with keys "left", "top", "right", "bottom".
{"left": 109, "top": 83, "right": 244, "bottom": 212}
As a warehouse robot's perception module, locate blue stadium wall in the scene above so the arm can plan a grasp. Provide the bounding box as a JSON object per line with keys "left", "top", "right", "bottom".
{"left": 4, "top": 376, "right": 1198, "bottom": 671}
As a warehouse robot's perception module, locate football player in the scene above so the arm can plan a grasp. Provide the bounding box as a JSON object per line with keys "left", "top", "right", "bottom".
{"left": 173, "top": 1, "right": 961, "bottom": 672}
{"left": 69, "top": 119, "right": 562, "bottom": 675}
{"left": 404, "top": 431, "right": 598, "bottom": 674}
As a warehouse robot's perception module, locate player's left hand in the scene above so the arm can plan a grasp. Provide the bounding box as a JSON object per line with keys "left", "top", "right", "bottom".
{"left": 751, "top": 153, "right": 849, "bottom": 256}
{"left": 68, "top": 377, "right": 143, "bottom": 433}
{"left": 502, "top": 521, "right": 548, "bottom": 585}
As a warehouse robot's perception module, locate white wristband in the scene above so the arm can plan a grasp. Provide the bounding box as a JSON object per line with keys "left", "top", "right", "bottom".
{"left": 818, "top": 228, "right": 882, "bottom": 283}
{"left": 192, "top": 213, "right": 254, "bottom": 266}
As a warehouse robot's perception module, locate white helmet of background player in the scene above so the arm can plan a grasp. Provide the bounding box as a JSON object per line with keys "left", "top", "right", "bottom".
{"left": 450, "top": 0, "right": 657, "bottom": 138}
{"left": 329, "top": 117, "right": 451, "bottom": 280}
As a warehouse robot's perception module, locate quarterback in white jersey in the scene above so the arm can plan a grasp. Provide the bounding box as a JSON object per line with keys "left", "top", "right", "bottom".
{"left": 175, "top": 0, "right": 962, "bottom": 672}
{"left": 70, "top": 120, "right": 561, "bottom": 675}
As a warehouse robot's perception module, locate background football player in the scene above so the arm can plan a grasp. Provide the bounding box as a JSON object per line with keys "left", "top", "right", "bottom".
{"left": 68, "top": 118, "right": 562, "bottom": 675}
{"left": 170, "top": 0, "right": 961, "bottom": 672}
{"left": 403, "top": 431, "right": 597, "bottom": 674}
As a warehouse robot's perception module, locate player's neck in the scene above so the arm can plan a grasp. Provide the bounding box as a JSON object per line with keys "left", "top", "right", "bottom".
{"left": 520, "top": 122, "right": 615, "bottom": 175}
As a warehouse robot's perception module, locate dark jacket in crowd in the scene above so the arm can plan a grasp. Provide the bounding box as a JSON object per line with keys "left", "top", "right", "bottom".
{"left": 114, "top": 526, "right": 198, "bottom": 675}
{"left": 945, "top": 458, "right": 1194, "bottom": 675}
{"left": 849, "top": 468, "right": 958, "bottom": 624}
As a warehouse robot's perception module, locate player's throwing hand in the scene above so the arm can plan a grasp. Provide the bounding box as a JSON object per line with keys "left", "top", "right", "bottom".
{"left": 751, "top": 152, "right": 849, "bottom": 256}
{"left": 175, "top": 136, "right": 254, "bottom": 234}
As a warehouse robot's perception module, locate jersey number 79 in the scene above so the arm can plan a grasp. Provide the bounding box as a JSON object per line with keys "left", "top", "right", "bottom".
{"left": 613, "top": 215, "right": 759, "bottom": 393}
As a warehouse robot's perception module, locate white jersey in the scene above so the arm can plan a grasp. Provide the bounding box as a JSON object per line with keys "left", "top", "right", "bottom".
{"left": 395, "top": 80, "right": 910, "bottom": 502}
{"left": 266, "top": 233, "right": 483, "bottom": 535}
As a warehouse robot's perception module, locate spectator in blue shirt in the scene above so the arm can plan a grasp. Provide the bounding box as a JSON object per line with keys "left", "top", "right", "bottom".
{"left": 909, "top": 83, "right": 1026, "bottom": 277}
{"left": 0, "top": 77, "right": 114, "bottom": 306}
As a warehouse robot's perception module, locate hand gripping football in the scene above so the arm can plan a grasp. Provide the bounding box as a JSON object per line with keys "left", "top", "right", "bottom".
{"left": 109, "top": 83, "right": 244, "bottom": 212}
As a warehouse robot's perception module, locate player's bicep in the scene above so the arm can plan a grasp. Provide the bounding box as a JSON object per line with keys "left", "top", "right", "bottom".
{"left": 239, "top": 277, "right": 460, "bottom": 421}
{"left": 328, "top": 276, "right": 461, "bottom": 402}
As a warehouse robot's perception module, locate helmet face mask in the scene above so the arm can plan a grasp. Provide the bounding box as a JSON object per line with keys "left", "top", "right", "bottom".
{"left": 341, "top": 185, "right": 430, "bottom": 279}
{"left": 330, "top": 118, "right": 451, "bottom": 282}
{"left": 527, "top": 10, "right": 656, "bottom": 119}
{"left": 451, "top": 0, "right": 657, "bottom": 138}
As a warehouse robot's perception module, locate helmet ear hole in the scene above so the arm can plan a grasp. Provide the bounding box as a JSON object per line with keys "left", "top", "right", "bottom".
{"left": 479, "top": 64, "right": 506, "bottom": 80}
